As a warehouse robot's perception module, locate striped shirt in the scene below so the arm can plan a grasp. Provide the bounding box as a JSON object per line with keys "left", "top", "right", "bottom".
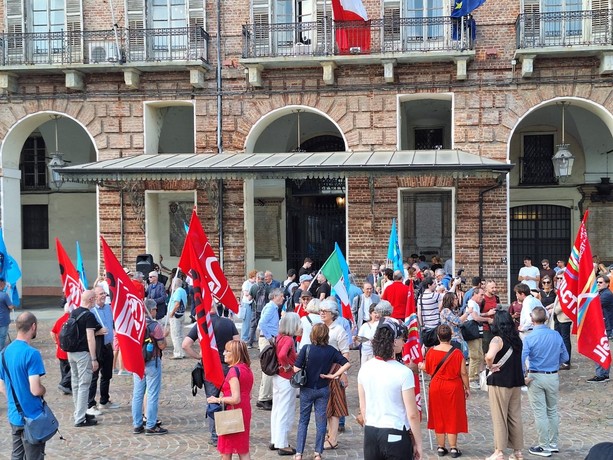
{"left": 420, "top": 290, "right": 442, "bottom": 329}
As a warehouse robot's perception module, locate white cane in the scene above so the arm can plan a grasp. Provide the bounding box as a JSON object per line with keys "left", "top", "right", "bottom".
{"left": 419, "top": 369, "right": 434, "bottom": 450}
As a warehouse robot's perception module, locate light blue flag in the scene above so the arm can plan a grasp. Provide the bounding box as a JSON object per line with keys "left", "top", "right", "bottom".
{"left": 0, "top": 228, "right": 22, "bottom": 306}
{"left": 76, "top": 241, "right": 88, "bottom": 290}
{"left": 387, "top": 218, "right": 403, "bottom": 273}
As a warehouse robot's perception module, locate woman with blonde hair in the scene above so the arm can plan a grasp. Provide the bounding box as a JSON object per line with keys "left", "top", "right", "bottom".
{"left": 270, "top": 312, "right": 302, "bottom": 455}
{"left": 207, "top": 340, "right": 254, "bottom": 460}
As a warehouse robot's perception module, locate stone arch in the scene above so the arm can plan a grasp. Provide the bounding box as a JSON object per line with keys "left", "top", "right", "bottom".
{"left": 244, "top": 104, "right": 348, "bottom": 153}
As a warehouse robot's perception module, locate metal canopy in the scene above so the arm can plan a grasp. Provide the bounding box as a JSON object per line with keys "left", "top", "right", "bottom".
{"left": 58, "top": 151, "right": 513, "bottom": 183}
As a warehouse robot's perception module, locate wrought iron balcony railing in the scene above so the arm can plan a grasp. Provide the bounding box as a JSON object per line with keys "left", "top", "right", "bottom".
{"left": 242, "top": 16, "right": 474, "bottom": 59}
{"left": 516, "top": 9, "right": 613, "bottom": 48}
{"left": 0, "top": 26, "right": 209, "bottom": 67}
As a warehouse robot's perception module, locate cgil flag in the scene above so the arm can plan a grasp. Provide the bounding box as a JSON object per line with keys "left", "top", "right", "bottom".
{"left": 402, "top": 313, "right": 423, "bottom": 416}
{"left": 451, "top": 0, "right": 486, "bottom": 17}
{"left": 387, "top": 218, "right": 403, "bottom": 273}
{"left": 0, "top": 228, "right": 22, "bottom": 306}
{"left": 178, "top": 210, "right": 239, "bottom": 314}
{"left": 181, "top": 236, "right": 225, "bottom": 389}
{"left": 320, "top": 243, "right": 352, "bottom": 320}
{"left": 55, "top": 238, "right": 83, "bottom": 311}
{"left": 76, "top": 241, "right": 88, "bottom": 290}
{"left": 559, "top": 212, "right": 611, "bottom": 369}
{"left": 102, "top": 237, "right": 147, "bottom": 379}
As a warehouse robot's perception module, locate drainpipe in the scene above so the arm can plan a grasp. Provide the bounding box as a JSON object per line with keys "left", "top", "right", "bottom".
{"left": 120, "top": 189, "right": 124, "bottom": 265}
{"left": 478, "top": 174, "right": 505, "bottom": 279}
{"left": 216, "top": 0, "right": 224, "bottom": 265}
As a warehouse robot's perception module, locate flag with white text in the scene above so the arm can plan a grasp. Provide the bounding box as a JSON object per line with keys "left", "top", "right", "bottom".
{"left": 55, "top": 238, "right": 83, "bottom": 311}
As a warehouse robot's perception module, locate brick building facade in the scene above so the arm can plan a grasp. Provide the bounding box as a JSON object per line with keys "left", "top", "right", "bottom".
{"left": 2, "top": 0, "right": 613, "bottom": 301}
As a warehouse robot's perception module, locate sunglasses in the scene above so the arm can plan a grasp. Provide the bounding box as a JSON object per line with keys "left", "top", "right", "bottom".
{"left": 597, "top": 281, "right": 606, "bottom": 284}
{"left": 542, "top": 281, "right": 551, "bottom": 284}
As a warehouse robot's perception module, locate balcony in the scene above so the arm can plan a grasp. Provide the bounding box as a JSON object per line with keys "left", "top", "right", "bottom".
{"left": 241, "top": 16, "right": 475, "bottom": 85}
{"left": 515, "top": 9, "right": 613, "bottom": 76}
{"left": 0, "top": 26, "right": 210, "bottom": 90}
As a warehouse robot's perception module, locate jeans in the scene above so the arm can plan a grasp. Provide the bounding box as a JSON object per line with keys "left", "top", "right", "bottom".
{"left": 296, "top": 386, "right": 329, "bottom": 454}
{"left": 240, "top": 303, "right": 253, "bottom": 342}
{"left": 364, "top": 425, "right": 414, "bottom": 460}
{"left": 68, "top": 351, "right": 93, "bottom": 424}
{"left": 0, "top": 324, "right": 9, "bottom": 352}
{"left": 169, "top": 316, "right": 185, "bottom": 358}
{"left": 132, "top": 358, "right": 162, "bottom": 429}
{"left": 11, "top": 424, "right": 45, "bottom": 460}
{"left": 248, "top": 310, "right": 261, "bottom": 346}
{"left": 554, "top": 317, "right": 572, "bottom": 364}
{"left": 527, "top": 373, "right": 560, "bottom": 448}
{"left": 204, "top": 379, "right": 222, "bottom": 442}
{"left": 595, "top": 364, "right": 610, "bottom": 378}
{"left": 88, "top": 343, "right": 113, "bottom": 407}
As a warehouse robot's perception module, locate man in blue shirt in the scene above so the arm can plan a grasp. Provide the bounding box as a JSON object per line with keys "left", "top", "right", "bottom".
{"left": 0, "top": 278, "right": 14, "bottom": 352}
{"left": 0, "top": 312, "right": 47, "bottom": 459}
{"left": 88, "top": 286, "right": 118, "bottom": 416}
{"left": 522, "top": 306, "right": 569, "bottom": 457}
{"left": 168, "top": 278, "right": 187, "bottom": 359}
{"left": 256, "top": 287, "right": 284, "bottom": 411}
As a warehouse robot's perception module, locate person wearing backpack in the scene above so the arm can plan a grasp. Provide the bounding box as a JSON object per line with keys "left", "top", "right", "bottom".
{"left": 247, "top": 272, "right": 269, "bottom": 349}
{"left": 132, "top": 299, "right": 168, "bottom": 435}
{"left": 66, "top": 290, "right": 102, "bottom": 427}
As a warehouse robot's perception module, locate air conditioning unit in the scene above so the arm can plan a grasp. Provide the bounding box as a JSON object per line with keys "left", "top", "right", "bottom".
{"left": 88, "top": 41, "right": 119, "bottom": 63}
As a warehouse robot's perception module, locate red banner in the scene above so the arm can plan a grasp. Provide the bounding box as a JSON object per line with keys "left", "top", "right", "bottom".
{"left": 402, "top": 313, "right": 423, "bottom": 416}
{"left": 559, "top": 219, "right": 581, "bottom": 332}
{"left": 55, "top": 238, "right": 83, "bottom": 311}
{"left": 574, "top": 212, "right": 611, "bottom": 369}
{"left": 101, "top": 237, "right": 147, "bottom": 379}
{"left": 405, "top": 281, "right": 416, "bottom": 319}
{"left": 184, "top": 240, "right": 225, "bottom": 389}
{"left": 178, "top": 210, "right": 239, "bottom": 314}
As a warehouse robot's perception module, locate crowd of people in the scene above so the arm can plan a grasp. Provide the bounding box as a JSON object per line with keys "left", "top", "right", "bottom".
{"left": 0, "top": 252, "right": 612, "bottom": 460}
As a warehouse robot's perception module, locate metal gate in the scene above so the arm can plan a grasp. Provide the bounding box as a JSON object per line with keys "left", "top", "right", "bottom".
{"left": 510, "top": 204, "right": 571, "bottom": 285}
{"left": 286, "top": 178, "right": 346, "bottom": 273}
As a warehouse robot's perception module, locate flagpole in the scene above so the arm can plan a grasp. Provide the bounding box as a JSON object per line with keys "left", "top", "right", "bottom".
{"left": 419, "top": 369, "right": 434, "bottom": 450}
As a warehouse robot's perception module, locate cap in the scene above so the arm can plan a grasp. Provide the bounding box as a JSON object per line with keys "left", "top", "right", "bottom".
{"left": 300, "top": 290, "right": 313, "bottom": 298}
{"left": 608, "top": 265, "right": 613, "bottom": 271}
{"left": 377, "top": 317, "right": 407, "bottom": 340}
{"left": 299, "top": 274, "right": 313, "bottom": 283}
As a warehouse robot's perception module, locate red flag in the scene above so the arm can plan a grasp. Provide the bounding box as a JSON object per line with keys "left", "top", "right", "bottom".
{"left": 402, "top": 313, "right": 424, "bottom": 416}
{"left": 178, "top": 210, "right": 239, "bottom": 314}
{"left": 405, "top": 281, "right": 416, "bottom": 319}
{"left": 101, "top": 237, "right": 147, "bottom": 379}
{"left": 55, "top": 238, "right": 83, "bottom": 311}
{"left": 559, "top": 220, "right": 580, "bottom": 332}
{"left": 574, "top": 212, "right": 611, "bottom": 368}
{"left": 184, "top": 241, "right": 225, "bottom": 388}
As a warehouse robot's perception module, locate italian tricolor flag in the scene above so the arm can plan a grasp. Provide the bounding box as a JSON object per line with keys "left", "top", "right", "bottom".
{"left": 320, "top": 243, "right": 352, "bottom": 321}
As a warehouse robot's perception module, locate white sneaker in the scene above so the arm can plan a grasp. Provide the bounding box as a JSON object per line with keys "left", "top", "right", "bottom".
{"left": 86, "top": 407, "right": 102, "bottom": 416}
{"left": 544, "top": 445, "right": 559, "bottom": 453}
{"left": 99, "top": 401, "right": 120, "bottom": 410}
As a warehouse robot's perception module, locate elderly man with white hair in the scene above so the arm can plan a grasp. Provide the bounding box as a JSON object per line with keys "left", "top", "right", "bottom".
{"left": 146, "top": 271, "right": 167, "bottom": 320}
{"left": 168, "top": 277, "right": 187, "bottom": 359}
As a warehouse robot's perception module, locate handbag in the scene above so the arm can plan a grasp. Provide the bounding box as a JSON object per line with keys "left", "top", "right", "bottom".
{"left": 214, "top": 397, "right": 245, "bottom": 435}
{"left": 421, "top": 326, "right": 440, "bottom": 348}
{"left": 1, "top": 352, "right": 59, "bottom": 444}
{"left": 460, "top": 319, "right": 481, "bottom": 341}
{"left": 290, "top": 345, "right": 310, "bottom": 389}
{"left": 479, "top": 346, "right": 513, "bottom": 392}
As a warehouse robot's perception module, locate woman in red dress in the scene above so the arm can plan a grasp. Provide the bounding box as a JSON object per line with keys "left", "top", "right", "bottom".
{"left": 207, "top": 339, "right": 254, "bottom": 460}
{"left": 419, "top": 324, "right": 469, "bottom": 458}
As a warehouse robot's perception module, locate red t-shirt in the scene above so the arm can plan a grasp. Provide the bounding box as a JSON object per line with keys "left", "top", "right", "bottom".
{"left": 51, "top": 313, "right": 70, "bottom": 360}
{"left": 482, "top": 294, "right": 498, "bottom": 331}
{"left": 381, "top": 281, "right": 411, "bottom": 320}
{"left": 276, "top": 334, "right": 297, "bottom": 380}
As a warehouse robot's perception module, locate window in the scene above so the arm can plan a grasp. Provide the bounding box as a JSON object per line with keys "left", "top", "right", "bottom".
{"left": 20, "top": 135, "right": 48, "bottom": 190}
{"left": 22, "top": 205, "right": 49, "bottom": 249}
{"left": 414, "top": 128, "right": 444, "bottom": 149}
{"left": 520, "top": 134, "right": 557, "bottom": 185}
{"left": 399, "top": 97, "right": 452, "bottom": 150}
{"left": 384, "top": 0, "right": 449, "bottom": 49}
{"left": 401, "top": 190, "right": 452, "bottom": 261}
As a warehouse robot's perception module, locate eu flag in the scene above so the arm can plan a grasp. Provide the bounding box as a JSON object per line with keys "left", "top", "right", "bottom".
{"left": 451, "top": 0, "right": 486, "bottom": 17}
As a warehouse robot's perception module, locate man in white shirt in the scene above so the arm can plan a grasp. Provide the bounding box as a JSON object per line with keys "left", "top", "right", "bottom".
{"left": 518, "top": 256, "right": 540, "bottom": 290}
{"left": 465, "top": 288, "right": 492, "bottom": 388}
{"left": 514, "top": 283, "right": 544, "bottom": 337}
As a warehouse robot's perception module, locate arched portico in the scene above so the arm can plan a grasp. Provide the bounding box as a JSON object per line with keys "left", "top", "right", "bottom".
{"left": 0, "top": 111, "right": 98, "bottom": 296}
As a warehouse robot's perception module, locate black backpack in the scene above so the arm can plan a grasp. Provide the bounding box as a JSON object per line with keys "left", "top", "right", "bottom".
{"left": 59, "top": 310, "right": 88, "bottom": 352}
{"left": 254, "top": 285, "right": 267, "bottom": 313}
{"left": 259, "top": 338, "right": 279, "bottom": 376}
{"left": 142, "top": 322, "right": 160, "bottom": 362}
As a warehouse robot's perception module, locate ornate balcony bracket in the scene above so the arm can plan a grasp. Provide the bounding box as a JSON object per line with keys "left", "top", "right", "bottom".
{"left": 246, "top": 64, "right": 263, "bottom": 87}
{"left": 64, "top": 70, "right": 84, "bottom": 90}
{"left": 381, "top": 59, "right": 396, "bottom": 83}
{"left": 454, "top": 56, "right": 470, "bottom": 80}
{"left": 321, "top": 61, "right": 337, "bottom": 85}
{"left": 124, "top": 68, "right": 141, "bottom": 89}
{"left": 0, "top": 73, "right": 18, "bottom": 93}
{"left": 190, "top": 67, "right": 207, "bottom": 88}
{"left": 519, "top": 54, "right": 536, "bottom": 78}
{"left": 599, "top": 52, "right": 613, "bottom": 75}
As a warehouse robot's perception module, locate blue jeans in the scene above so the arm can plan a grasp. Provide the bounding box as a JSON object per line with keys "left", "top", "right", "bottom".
{"left": 132, "top": 358, "right": 162, "bottom": 429}
{"left": 595, "top": 364, "right": 610, "bottom": 378}
{"left": 296, "top": 386, "right": 329, "bottom": 455}
{"left": 240, "top": 303, "right": 252, "bottom": 342}
{"left": 0, "top": 325, "right": 9, "bottom": 352}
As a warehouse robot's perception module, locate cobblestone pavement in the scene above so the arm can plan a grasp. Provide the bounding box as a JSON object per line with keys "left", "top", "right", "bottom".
{"left": 0, "top": 307, "right": 611, "bottom": 460}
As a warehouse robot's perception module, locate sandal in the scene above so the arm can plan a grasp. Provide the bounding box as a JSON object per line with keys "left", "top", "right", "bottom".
{"left": 485, "top": 453, "right": 504, "bottom": 460}
{"left": 323, "top": 440, "right": 339, "bottom": 450}
{"left": 450, "top": 447, "right": 462, "bottom": 458}
{"left": 438, "top": 446, "right": 449, "bottom": 456}
{"left": 510, "top": 451, "right": 524, "bottom": 460}
{"left": 313, "top": 454, "right": 322, "bottom": 460}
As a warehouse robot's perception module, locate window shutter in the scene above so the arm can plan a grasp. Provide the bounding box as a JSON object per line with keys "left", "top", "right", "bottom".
{"left": 6, "top": 0, "right": 24, "bottom": 60}
{"left": 522, "top": 0, "right": 540, "bottom": 44}
{"left": 66, "top": 0, "right": 83, "bottom": 50}
{"left": 592, "top": 0, "right": 610, "bottom": 40}
{"left": 188, "top": 0, "right": 205, "bottom": 28}
{"left": 127, "top": 0, "right": 145, "bottom": 52}
{"left": 383, "top": 1, "right": 401, "bottom": 47}
{"left": 253, "top": 0, "right": 270, "bottom": 54}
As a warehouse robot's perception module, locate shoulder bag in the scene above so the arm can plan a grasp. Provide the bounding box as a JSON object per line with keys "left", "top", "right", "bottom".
{"left": 1, "top": 352, "right": 59, "bottom": 444}
{"left": 290, "top": 345, "right": 310, "bottom": 388}
{"left": 430, "top": 347, "right": 455, "bottom": 379}
{"left": 214, "top": 367, "right": 245, "bottom": 436}
{"left": 460, "top": 319, "right": 481, "bottom": 341}
{"left": 479, "top": 346, "right": 513, "bottom": 392}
